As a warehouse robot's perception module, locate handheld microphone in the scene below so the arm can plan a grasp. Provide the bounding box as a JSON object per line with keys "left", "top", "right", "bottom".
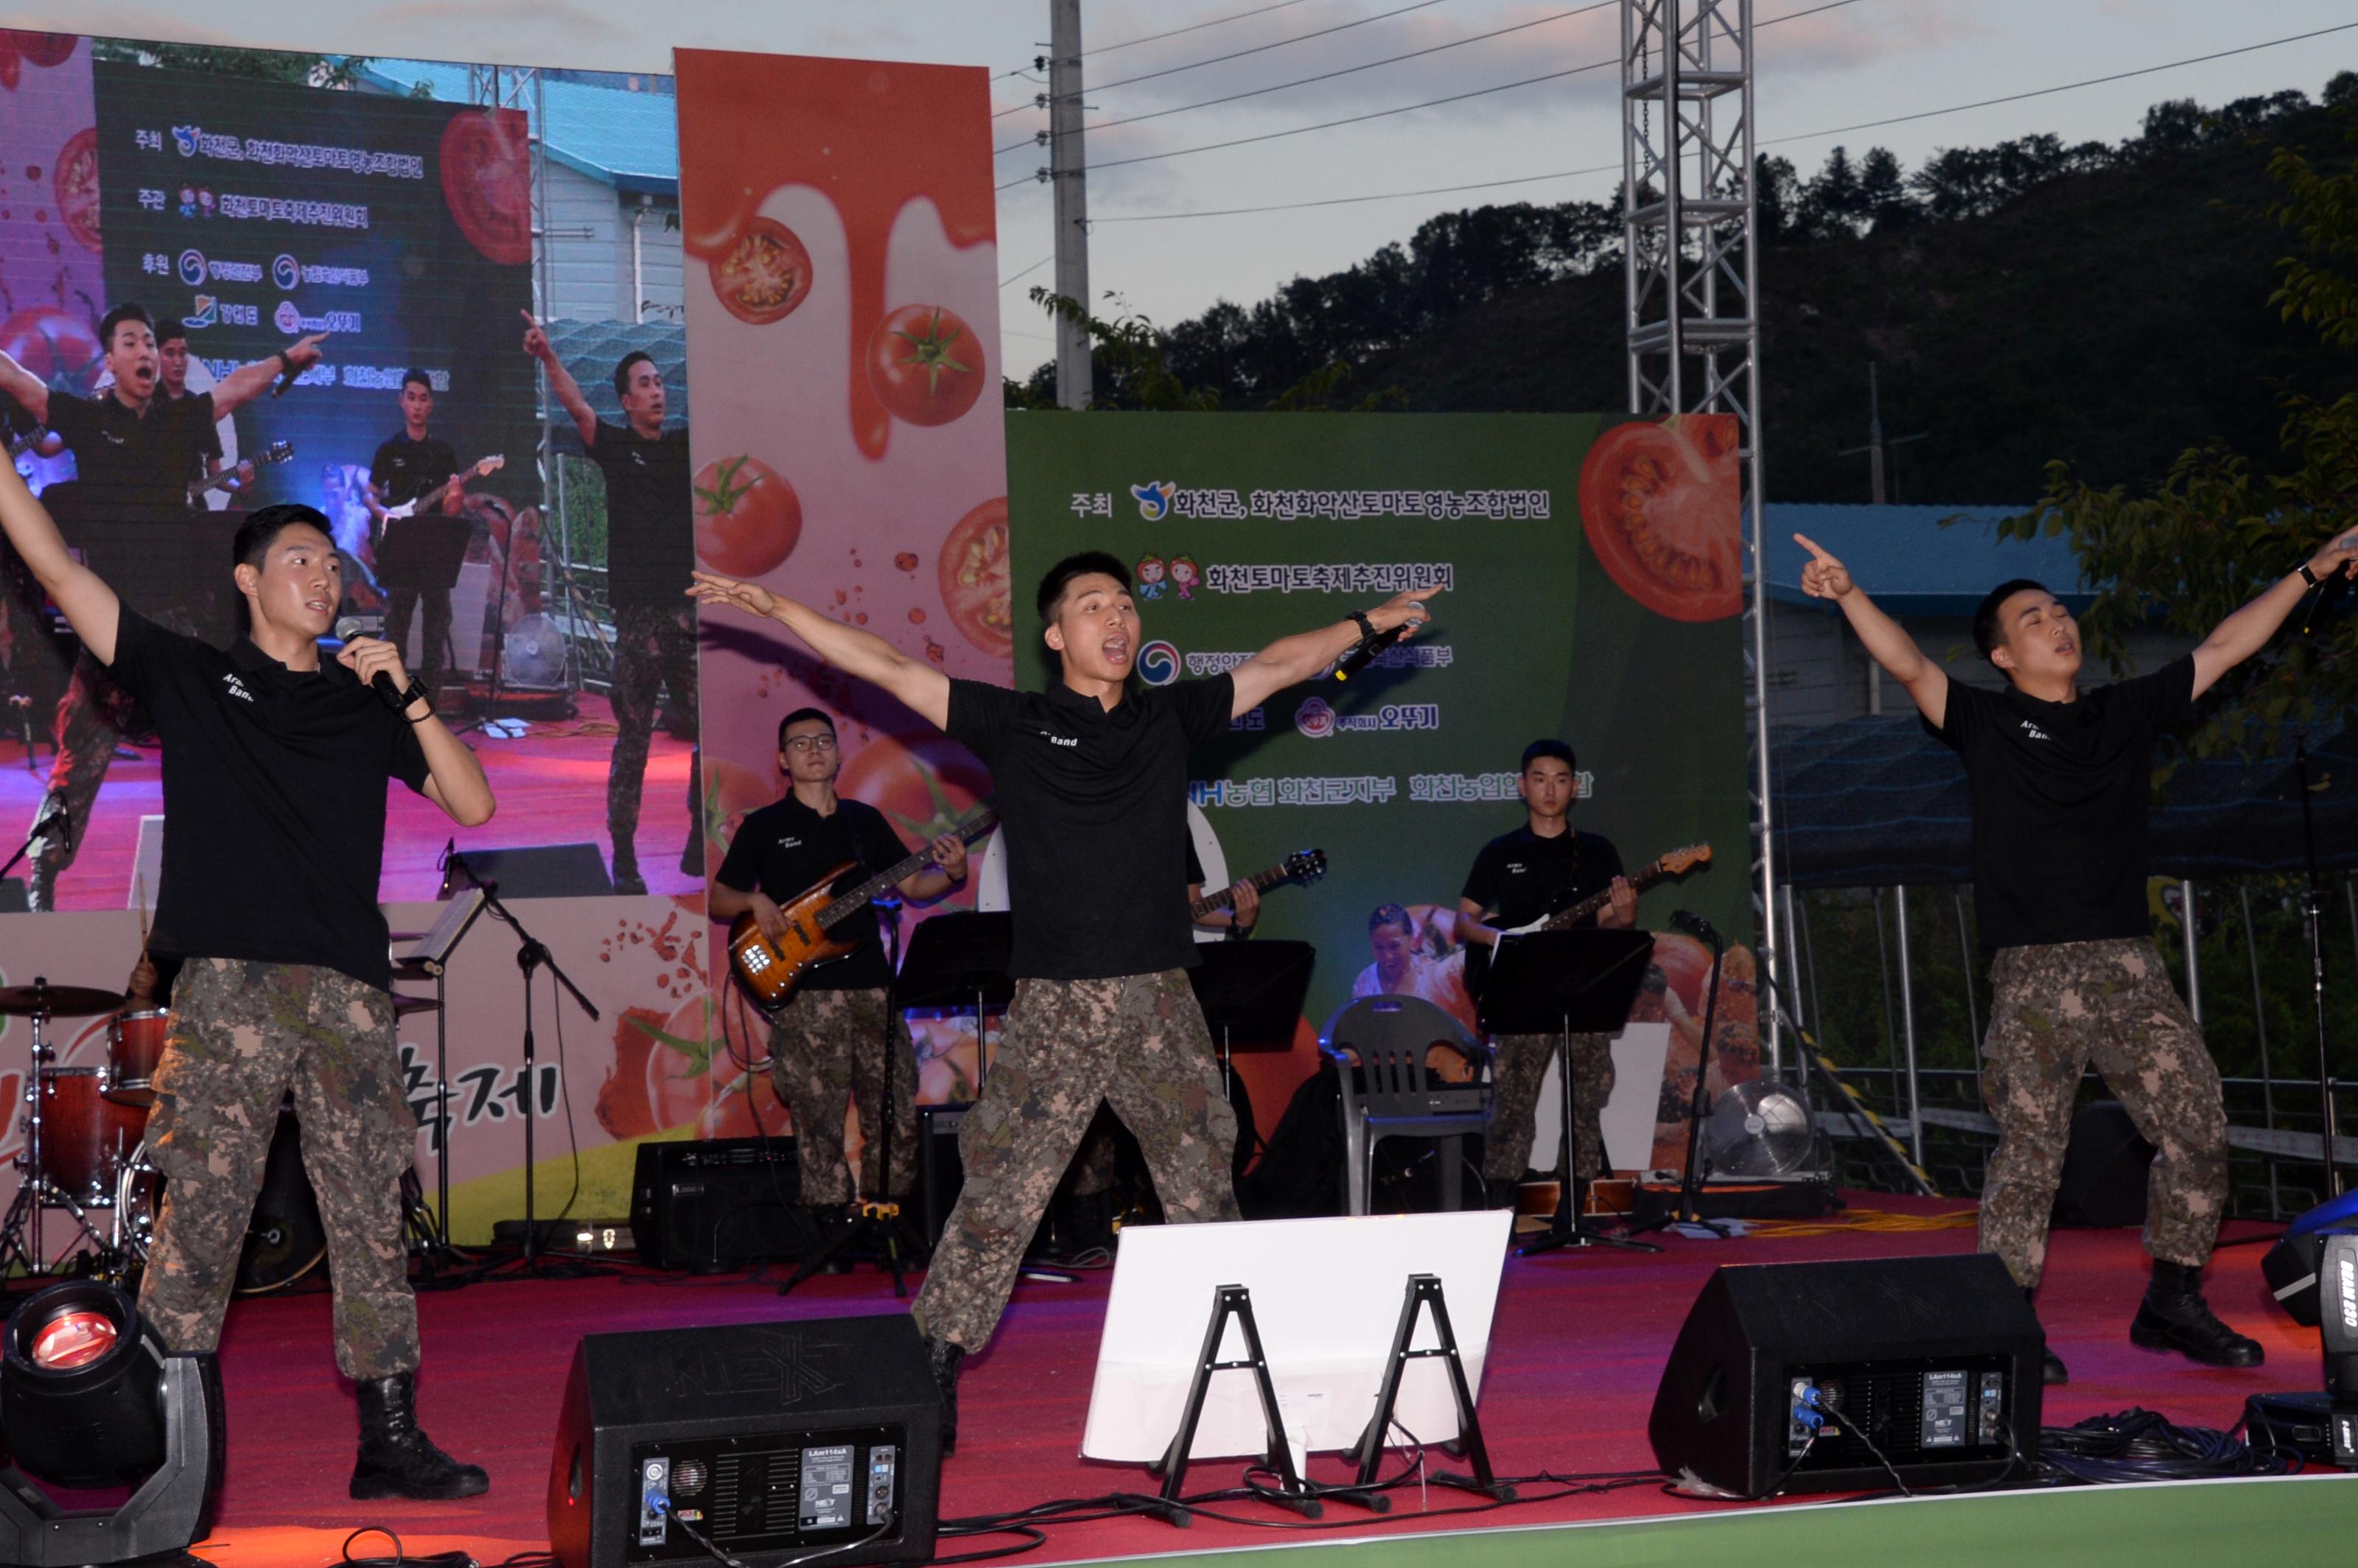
{"left": 1671, "top": 909, "right": 1721, "bottom": 945}
{"left": 333, "top": 617, "right": 405, "bottom": 708}
{"left": 1333, "top": 602, "right": 1424, "bottom": 682}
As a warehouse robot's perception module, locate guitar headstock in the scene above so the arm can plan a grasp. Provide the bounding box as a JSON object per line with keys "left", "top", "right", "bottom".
{"left": 256, "top": 440, "right": 294, "bottom": 466}
{"left": 1656, "top": 844, "right": 1711, "bottom": 877}
{"left": 1283, "top": 848, "right": 1327, "bottom": 884}
{"left": 476, "top": 455, "right": 505, "bottom": 476}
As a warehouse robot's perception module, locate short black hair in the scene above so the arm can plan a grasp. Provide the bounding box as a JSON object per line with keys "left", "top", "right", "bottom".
{"left": 1973, "top": 578, "right": 2052, "bottom": 662}
{"left": 231, "top": 503, "right": 334, "bottom": 572}
{"left": 401, "top": 368, "right": 433, "bottom": 393}
{"left": 1036, "top": 550, "right": 1131, "bottom": 623}
{"left": 614, "top": 350, "right": 657, "bottom": 402}
{"left": 155, "top": 321, "right": 189, "bottom": 349}
{"left": 98, "top": 303, "right": 153, "bottom": 351}
{"left": 1368, "top": 903, "right": 1414, "bottom": 937}
{"left": 777, "top": 707, "right": 836, "bottom": 750}
{"left": 1521, "top": 738, "right": 1577, "bottom": 774}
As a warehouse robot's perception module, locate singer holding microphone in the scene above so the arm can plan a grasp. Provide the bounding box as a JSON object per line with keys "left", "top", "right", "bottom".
{"left": 1796, "top": 532, "right": 2358, "bottom": 1385}
{"left": 690, "top": 548, "right": 1438, "bottom": 1447}
{"left": 0, "top": 467, "right": 497, "bottom": 1499}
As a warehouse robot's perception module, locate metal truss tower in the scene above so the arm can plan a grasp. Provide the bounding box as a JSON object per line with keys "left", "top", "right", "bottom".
{"left": 1620, "top": 0, "right": 1783, "bottom": 1066}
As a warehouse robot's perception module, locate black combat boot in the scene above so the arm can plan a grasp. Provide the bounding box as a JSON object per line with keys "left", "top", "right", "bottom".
{"left": 925, "top": 1336, "right": 965, "bottom": 1456}
{"left": 2024, "top": 1288, "right": 2068, "bottom": 1385}
{"left": 2129, "top": 1259, "right": 2264, "bottom": 1368}
{"left": 351, "top": 1372, "right": 491, "bottom": 1501}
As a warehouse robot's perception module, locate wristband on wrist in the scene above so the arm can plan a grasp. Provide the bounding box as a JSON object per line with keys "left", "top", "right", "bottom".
{"left": 2300, "top": 561, "right": 2323, "bottom": 587}
{"left": 1348, "top": 609, "right": 1376, "bottom": 640}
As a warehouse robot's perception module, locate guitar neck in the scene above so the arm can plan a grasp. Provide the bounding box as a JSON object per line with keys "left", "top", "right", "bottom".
{"left": 814, "top": 809, "right": 996, "bottom": 930}
{"left": 1540, "top": 858, "right": 1674, "bottom": 932}
{"left": 1189, "top": 862, "right": 1290, "bottom": 920}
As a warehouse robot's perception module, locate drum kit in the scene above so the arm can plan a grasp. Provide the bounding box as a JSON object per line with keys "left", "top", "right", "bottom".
{"left": 0, "top": 976, "right": 322, "bottom": 1290}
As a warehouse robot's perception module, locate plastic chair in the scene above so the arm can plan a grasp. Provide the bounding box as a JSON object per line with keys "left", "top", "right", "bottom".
{"left": 1320, "top": 995, "right": 1492, "bottom": 1217}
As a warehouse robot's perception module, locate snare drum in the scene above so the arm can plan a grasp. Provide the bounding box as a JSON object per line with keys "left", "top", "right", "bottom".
{"left": 36, "top": 1068, "right": 148, "bottom": 1207}
{"left": 105, "top": 1007, "right": 170, "bottom": 1107}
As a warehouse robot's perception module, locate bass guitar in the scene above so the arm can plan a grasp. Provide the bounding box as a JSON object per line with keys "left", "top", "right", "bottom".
{"left": 728, "top": 805, "right": 998, "bottom": 1009}
{"left": 1190, "top": 847, "right": 1326, "bottom": 923}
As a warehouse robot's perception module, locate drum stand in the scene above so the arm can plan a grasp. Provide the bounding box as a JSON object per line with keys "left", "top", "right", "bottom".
{"left": 0, "top": 996, "right": 129, "bottom": 1278}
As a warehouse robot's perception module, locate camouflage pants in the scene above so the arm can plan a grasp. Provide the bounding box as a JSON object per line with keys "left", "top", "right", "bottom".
{"left": 26, "top": 601, "right": 209, "bottom": 906}
{"left": 138, "top": 959, "right": 420, "bottom": 1380}
{"left": 1978, "top": 938, "right": 2228, "bottom": 1289}
{"left": 1486, "top": 1032, "right": 1614, "bottom": 1181}
{"left": 767, "top": 986, "right": 921, "bottom": 1206}
{"left": 382, "top": 584, "right": 452, "bottom": 698}
{"left": 607, "top": 602, "right": 702, "bottom": 877}
{"left": 914, "top": 970, "right": 1240, "bottom": 1352}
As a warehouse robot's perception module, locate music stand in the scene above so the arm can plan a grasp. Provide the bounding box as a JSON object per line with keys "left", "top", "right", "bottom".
{"left": 893, "top": 914, "right": 1015, "bottom": 1257}
{"left": 1190, "top": 941, "right": 1315, "bottom": 1174}
{"left": 1477, "top": 929, "right": 1657, "bottom": 1256}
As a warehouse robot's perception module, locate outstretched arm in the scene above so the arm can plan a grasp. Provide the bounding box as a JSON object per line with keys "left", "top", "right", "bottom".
{"left": 2190, "top": 531, "right": 2358, "bottom": 699}
{"left": 0, "top": 459, "right": 116, "bottom": 665}
{"left": 0, "top": 349, "right": 50, "bottom": 425}
{"left": 690, "top": 570, "right": 951, "bottom": 730}
{"left": 522, "top": 312, "right": 598, "bottom": 446}
{"left": 213, "top": 334, "right": 327, "bottom": 418}
{"left": 1795, "top": 533, "right": 1949, "bottom": 728}
{"left": 1228, "top": 584, "right": 1441, "bottom": 718}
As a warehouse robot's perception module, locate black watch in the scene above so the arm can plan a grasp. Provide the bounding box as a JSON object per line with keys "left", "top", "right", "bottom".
{"left": 391, "top": 676, "right": 433, "bottom": 719}
{"left": 1348, "top": 609, "right": 1376, "bottom": 640}
{"left": 2299, "top": 561, "right": 2323, "bottom": 587}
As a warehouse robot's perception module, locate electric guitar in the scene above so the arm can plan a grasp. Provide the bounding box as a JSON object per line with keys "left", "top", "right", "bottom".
{"left": 186, "top": 439, "right": 293, "bottom": 504}
{"left": 728, "top": 805, "right": 998, "bottom": 1009}
{"left": 1468, "top": 842, "right": 1712, "bottom": 992}
{"left": 1189, "top": 847, "right": 1326, "bottom": 923}
{"left": 382, "top": 454, "right": 504, "bottom": 522}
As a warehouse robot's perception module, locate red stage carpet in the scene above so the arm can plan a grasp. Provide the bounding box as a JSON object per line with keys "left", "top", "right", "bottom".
{"left": 154, "top": 1199, "right": 2323, "bottom": 1567}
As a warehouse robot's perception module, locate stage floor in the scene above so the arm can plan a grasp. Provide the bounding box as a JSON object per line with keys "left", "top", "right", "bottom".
{"left": 130, "top": 1196, "right": 2351, "bottom": 1568}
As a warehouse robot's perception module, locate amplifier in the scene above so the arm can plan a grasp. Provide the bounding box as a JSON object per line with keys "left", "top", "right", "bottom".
{"left": 630, "top": 1138, "right": 813, "bottom": 1271}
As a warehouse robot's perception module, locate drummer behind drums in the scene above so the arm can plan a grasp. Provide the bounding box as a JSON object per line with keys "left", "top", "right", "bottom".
{"left": 106, "top": 951, "right": 175, "bottom": 1108}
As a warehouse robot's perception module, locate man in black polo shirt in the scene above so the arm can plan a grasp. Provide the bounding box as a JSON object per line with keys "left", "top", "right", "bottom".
{"left": 522, "top": 315, "right": 699, "bottom": 892}
{"left": 1455, "top": 738, "right": 1637, "bottom": 1199}
{"left": 367, "top": 370, "right": 481, "bottom": 701}
{"left": 0, "top": 460, "right": 497, "bottom": 1500}
{"left": 693, "top": 549, "right": 1438, "bottom": 1447}
{"left": 1798, "top": 529, "right": 2358, "bottom": 1384}
{"left": 0, "top": 301, "right": 325, "bottom": 908}
{"left": 712, "top": 704, "right": 968, "bottom": 1222}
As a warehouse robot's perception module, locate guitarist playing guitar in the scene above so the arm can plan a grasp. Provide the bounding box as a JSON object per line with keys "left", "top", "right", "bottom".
{"left": 709, "top": 707, "right": 970, "bottom": 1230}
{"left": 367, "top": 371, "right": 497, "bottom": 701}
{"left": 1455, "top": 739, "right": 1640, "bottom": 1203}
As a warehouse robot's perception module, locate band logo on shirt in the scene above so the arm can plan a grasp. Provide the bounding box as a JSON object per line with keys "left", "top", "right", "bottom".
{"left": 221, "top": 673, "right": 253, "bottom": 703}
{"left": 2021, "top": 721, "right": 2052, "bottom": 741}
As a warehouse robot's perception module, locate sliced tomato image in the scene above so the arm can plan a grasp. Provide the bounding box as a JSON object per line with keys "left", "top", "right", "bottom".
{"left": 710, "top": 217, "right": 813, "bottom": 325}
{"left": 0, "top": 306, "right": 101, "bottom": 393}
{"left": 1, "top": 31, "right": 73, "bottom": 71}
{"left": 937, "top": 497, "right": 1011, "bottom": 657}
{"left": 52, "top": 127, "right": 99, "bottom": 255}
{"left": 438, "top": 110, "right": 532, "bottom": 267}
{"left": 866, "top": 304, "right": 984, "bottom": 427}
{"left": 839, "top": 732, "right": 990, "bottom": 847}
{"left": 1577, "top": 413, "right": 1743, "bottom": 623}
{"left": 693, "top": 454, "right": 802, "bottom": 578}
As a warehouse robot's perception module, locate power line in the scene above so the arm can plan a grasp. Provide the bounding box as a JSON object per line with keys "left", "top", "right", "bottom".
{"left": 1091, "top": 161, "right": 1618, "bottom": 223}
{"left": 1087, "top": 0, "right": 1326, "bottom": 62}
{"left": 1000, "top": 253, "right": 1056, "bottom": 289}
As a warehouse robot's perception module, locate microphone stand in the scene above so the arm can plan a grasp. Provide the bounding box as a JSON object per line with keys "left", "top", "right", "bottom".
{"left": 2295, "top": 563, "right": 2346, "bottom": 1197}
{"left": 445, "top": 851, "right": 606, "bottom": 1277}
{"left": 1628, "top": 915, "right": 1732, "bottom": 1239}
{"left": 0, "top": 807, "right": 69, "bottom": 884}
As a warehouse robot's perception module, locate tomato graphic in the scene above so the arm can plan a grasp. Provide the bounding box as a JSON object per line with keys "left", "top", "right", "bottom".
{"left": 52, "top": 128, "right": 100, "bottom": 255}
{"left": 1577, "top": 414, "right": 1743, "bottom": 623}
{"left": 0, "top": 46, "right": 17, "bottom": 93}
{"left": 704, "top": 758, "right": 779, "bottom": 879}
{"left": 438, "top": 110, "right": 532, "bottom": 267}
{"left": 693, "top": 454, "right": 802, "bottom": 578}
{"left": 0, "top": 32, "right": 74, "bottom": 69}
{"left": 0, "top": 306, "right": 101, "bottom": 393}
{"left": 866, "top": 305, "right": 984, "bottom": 427}
{"left": 839, "top": 732, "right": 989, "bottom": 847}
{"left": 937, "top": 497, "right": 1011, "bottom": 658}
{"left": 710, "top": 217, "right": 813, "bottom": 325}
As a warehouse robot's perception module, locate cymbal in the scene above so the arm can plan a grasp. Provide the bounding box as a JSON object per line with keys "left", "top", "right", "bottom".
{"left": 0, "top": 984, "right": 125, "bottom": 1018}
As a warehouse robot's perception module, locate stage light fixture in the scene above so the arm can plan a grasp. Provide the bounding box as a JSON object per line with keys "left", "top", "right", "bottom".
{"left": 0, "top": 1282, "right": 224, "bottom": 1567}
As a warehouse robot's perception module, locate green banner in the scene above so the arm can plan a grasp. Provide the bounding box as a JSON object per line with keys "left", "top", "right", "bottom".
{"left": 1007, "top": 411, "right": 1752, "bottom": 1030}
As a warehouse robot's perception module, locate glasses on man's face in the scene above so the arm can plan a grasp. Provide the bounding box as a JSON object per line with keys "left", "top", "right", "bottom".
{"left": 783, "top": 734, "right": 838, "bottom": 755}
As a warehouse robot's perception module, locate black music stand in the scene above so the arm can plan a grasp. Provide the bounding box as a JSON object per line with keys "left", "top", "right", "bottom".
{"left": 1189, "top": 941, "right": 1315, "bottom": 1172}
{"left": 892, "top": 914, "right": 1015, "bottom": 1256}
{"left": 1477, "top": 928, "right": 1657, "bottom": 1256}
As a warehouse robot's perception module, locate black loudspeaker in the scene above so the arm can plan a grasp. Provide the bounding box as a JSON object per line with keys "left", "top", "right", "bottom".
{"left": 441, "top": 843, "right": 616, "bottom": 898}
{"left": 2051, "top": 1100, "right": 2153, "bottom": 1229}
{"left": 630, "top": 1139, "right": 813, "bottom": 1270}
{"left": 547, "top": 1315, "right": 941, "bottom": 1568}
{"left": 1648, "top": 1254, "right": 2043, "bottom": 1497}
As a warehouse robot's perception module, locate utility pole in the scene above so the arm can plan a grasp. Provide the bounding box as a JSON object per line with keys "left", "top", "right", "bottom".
{"left": 1047, "top": 0, "right": 1091, "bottom": 409}
{"left": 1837, "top": 363, "right": 1928, "bottom": 715}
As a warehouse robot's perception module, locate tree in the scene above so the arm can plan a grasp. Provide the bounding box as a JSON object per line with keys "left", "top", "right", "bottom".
{"left": 2001, "top": 108, "right": 2358, "bottom": 759}
{"left": 1856, "top": 147, "right": 1918, "bottom": 233}
{"left": 90, "top": 40, "right": 371, "bottom": 88}
{"left": 1802, "top": 145, "right": 1866, "bottom": 237}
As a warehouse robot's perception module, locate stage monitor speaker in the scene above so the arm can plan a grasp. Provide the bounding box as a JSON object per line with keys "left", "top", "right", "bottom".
{"left": 441, "top": 843, "right": 615, "bottom": 899}
{"left": 2051, "top": 1100, "right": 2152, "bottom": 1229}
{"left": 547, "top": 1314, "right": 940, "bottom": 1568}
{"left": 630, "top": 1138, "right": 812, "bottom": 1271}
{"left": 1648, "top": 1253, "right": 2042, "bottom": 1497}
